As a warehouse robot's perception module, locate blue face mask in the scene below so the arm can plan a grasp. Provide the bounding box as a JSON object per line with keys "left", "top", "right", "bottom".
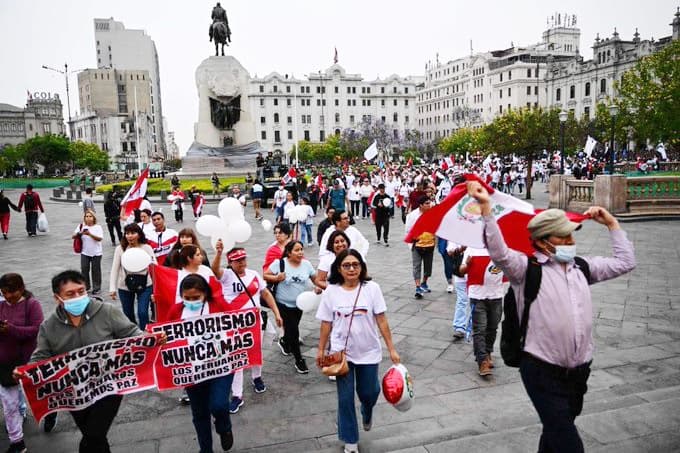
{"left": 183, "top": 300, "right": 204, "bottom": 311}
{"left": 553, "top": 245, "right": 576, "bottom": 263}
{"left": 62, "top": 295, "right": 90, "bottom": 316}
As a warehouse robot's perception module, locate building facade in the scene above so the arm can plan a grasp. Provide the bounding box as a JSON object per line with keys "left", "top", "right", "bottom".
{"left": 71, "top": 68, "right": 154, "bottom": 171}
{"left": 544, "top": 9, "right": 680, "bottom": 120}
{"left": 416, "top": 24, "right": 580, "bottom": 141}
{"left": 248, "top": 64, "right": 422, "bottom": 156}
{"left": 0, "top": 93, "right": 65, "bottom": 148}
{"left": 94, "top": 18, "right": 165, "bottom": 157}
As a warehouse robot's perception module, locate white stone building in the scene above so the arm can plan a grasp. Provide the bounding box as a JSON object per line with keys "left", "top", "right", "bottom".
{"left": 416, "top": 23, "right": 580, "bottom": 141}
{"left": 0, "top": 93, "right": 65, "bottom": 148}
{"left": 544, "top": 9, "right": 680, "bottom": 119}
{"left": 248, "top": 64, "right": 422, "bottom": 157}
{"left": 94, "top": 18, "right": 165, "bottom": 157}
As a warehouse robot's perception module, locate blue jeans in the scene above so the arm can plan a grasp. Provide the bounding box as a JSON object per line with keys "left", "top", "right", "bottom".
{"left": 336, "top": 362, "right": 380, "bottom": 444}
{"left": 186, "top": 374, "right": 234, "bottom": 453}
{"left": 452, "top": 280, "right": 469, "bottom": 331}
{"left": 300, "top": 223, "right": 313, "bottom": 245}
{"left": 118, "top": 286, "right": 152, "bottom": 330}
{"left": 520, "top": 358, "right": 587, "bottom": 453}
{"left": 437, "top": 238, "right": 453, "bottom": 282}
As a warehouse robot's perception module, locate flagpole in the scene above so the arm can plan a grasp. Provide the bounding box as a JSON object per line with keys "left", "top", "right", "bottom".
{"left": 293, "top": 84, "right": 299, "bottom": 167}
{"left": 134, "top": 86, "right": 142, "bottom": 175}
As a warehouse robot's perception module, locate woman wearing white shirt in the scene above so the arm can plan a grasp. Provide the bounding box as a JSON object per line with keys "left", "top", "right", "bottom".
{"left": 348, "top": 181, "right": 362, "bottom": 219}
{"left": 316, "top": 249, "right": 400, "bottom": 453}
{"left": 73, "top": 209, "right": 104, "bottom": 295}
{"left": 316, "top": 230, "right": 351, "bottom": 290}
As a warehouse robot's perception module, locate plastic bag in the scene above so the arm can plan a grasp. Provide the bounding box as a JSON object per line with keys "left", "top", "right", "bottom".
{"left": 37, "top": 213, "right": 49, "bottom": 232}
{"left": 381, "top": 364, "right": 414, "bottom": 412}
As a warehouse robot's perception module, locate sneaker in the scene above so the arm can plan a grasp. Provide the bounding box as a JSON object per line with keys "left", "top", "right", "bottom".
{"left": 328, "top": 375, "right": 337, "bottom": 382}
{"left": 384, "top": 242, "right": 389, "bottom": 247}
{"left": 294, "top": 358, "right": 309, "bottom": 374}
{"left": 344, "top": 443, "right": 359, "bottom": 453}
{"left": 178, "top": 391, "right": 191, "bottom": 405}
{"left": 452, "top": 330, "right": 465, "bottom": 340}
{"left": 220, "top": 431, "right": 234, "bottom": 451}
{"left": 2, "top": 234, "right": 7, "bottom": 240}
{"left": 446, "top": 284, "right": 454, "bottom": 293}
{"left": 478, "top": 358, "right": 493, "bottom": 376}
{"left": 363, "top": 417, "right": 372, "bottom": 432}
{"left": 252, "top": 377, "right": 267, "bottom": 393}
{"left": 375, "top": 240, "right": 382, "bottom": 245}
{"left": 5, "top": 440, "right": 26, "bottom": 453}
{"left": 277, "top": 338, "right": 291, "bottom": 356}
{"left": 414, "top": 287, "right": 423, "bottom": 299}
{"left": 229, "top": 396, "right": 244, "bottom": 414}
{"left": 43, "top": 412, "right": 58, "bottom": 432}
{"left": 419, "top": 282, "right": 432, "bottom": 293}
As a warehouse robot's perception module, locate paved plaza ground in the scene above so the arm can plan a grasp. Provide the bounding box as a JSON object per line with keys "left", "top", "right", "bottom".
{"left": 0, "top": 186, "right": 679, "bottom": 452}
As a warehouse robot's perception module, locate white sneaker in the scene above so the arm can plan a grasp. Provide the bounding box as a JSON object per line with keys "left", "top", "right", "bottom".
{"left": 344, "top": 443, "right": 359, "bottom": 453}
{"left": 446, "top": 284, "right": 454, "bottom": 293}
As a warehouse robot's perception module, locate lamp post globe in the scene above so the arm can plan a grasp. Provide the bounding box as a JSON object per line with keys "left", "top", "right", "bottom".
{"left": 559, "top": 110, "right": 568, "bottom": 174}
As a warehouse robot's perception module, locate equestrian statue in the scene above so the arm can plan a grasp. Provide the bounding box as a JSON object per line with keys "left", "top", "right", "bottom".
{"left": 209, "top": 2, "right": 231, "bottom": 56}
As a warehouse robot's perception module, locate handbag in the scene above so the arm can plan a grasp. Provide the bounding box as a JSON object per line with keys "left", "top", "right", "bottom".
{"left": 321, "top": 285, "right": 362, "bottom": 377}
{"left": 73, "top": 223, "right": 83, "bottom": 254}
{"left": 124, "top": 272, "right": 148, "bottom": 292}
{"left": 266, "top": 258, "right": 285, "bottom": 298}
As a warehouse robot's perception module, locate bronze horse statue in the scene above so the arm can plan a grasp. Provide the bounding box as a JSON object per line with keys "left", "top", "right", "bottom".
{"left": 210, "top": 21, "right": 230, "bottom": 56}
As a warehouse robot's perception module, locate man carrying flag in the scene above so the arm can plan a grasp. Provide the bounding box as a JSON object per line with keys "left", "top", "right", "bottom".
{"left": 120, "top": 168, "right": 150, "bottom": 220}
{"left": 466, "top": 180, "right": 636, "bottom": 452}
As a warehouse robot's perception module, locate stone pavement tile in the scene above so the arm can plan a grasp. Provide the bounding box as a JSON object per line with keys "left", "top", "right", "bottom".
{"left": 590, "top": 431, "right": 680, "bottom": 453}
{"left": 389, "top": 447, "right": 429, "bottom": 453}
{"left": 655, "top": 340, "right": 680, "bottom": 353}
{"left": 610, "top": 371, "right": 680, "bottom": 397}
{"left": 605, "top": 345, "right": 676, "bottom": 364}
{"left": 113, "top": 439, "right": 159, "bottom": 453}
{"left": 636, "top": 384, "right": 680, "bottom": 403}
{"left": 578, "top": 398, "right": 680, "bottom": 444}
{"left": 414, "top": 373, "right": 479, "bottom": 398}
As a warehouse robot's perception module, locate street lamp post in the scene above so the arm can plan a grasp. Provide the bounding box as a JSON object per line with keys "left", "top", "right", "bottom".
{"left": 42, "top": 63, "right": 74, "bottom": 139}
{"left": 608, "top": 104, "right": 619, "bottom": 174}
{"left": 559, "top": 110, "right": 568, "bottom": 174}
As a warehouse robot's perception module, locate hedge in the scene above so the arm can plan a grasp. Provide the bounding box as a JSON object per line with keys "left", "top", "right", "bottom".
{"left": 96, "top": 177, "right": 247, "bottom": 196}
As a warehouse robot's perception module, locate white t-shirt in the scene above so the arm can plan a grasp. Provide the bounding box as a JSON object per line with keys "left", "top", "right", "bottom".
{"left": 462, "top": 247, "right": 507, "bottom": 300}
{"left": 274, "top": 189, "right": 288, "bottom": 207}
{"left": 75, "top": 223, "right": 103, "bottom": 257}
{"left": 317, "top": 253, "right": 336, "bottom": 274}
{"left": 175, "top": 265, "right": 215, "bottom": 303}
{"left": 348, "top": 185, "right": 362, "bottom": 201}
{"left": 219, "top": 268, "right": 266, "bottom": 309}
{"left": 316, "top": 281, "right": 387, "bottom": 364}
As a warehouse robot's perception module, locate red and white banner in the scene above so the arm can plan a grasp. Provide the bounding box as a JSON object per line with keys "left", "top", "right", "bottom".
{"left": 120, "top": 168, "right": 150, "bottom": 217}
{"left": 282, "top": 167, "right": 297, "bottom": 185}
{"left": 148, "top": 310, "right": 262, "bottom": 391}
{"left": 404, "top": 174, "right": 588, "bottom": 255}
{"left": 17, "top": 335, "right": 163, "bottom": 422}
{"left": 151, "top": 265, "right": 230, "bottom": 322}
{"left": 441, "top": 155, "right": 454, "bottom": 171}
{"left": 193, "top": 194, "right": 205, "bottom": 217}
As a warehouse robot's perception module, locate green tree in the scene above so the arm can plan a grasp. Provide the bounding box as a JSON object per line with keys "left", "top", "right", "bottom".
{"left": 438, "top": 127, "right": 484, "bottom": 158}
{"left": 71, "top": 141, "right": 110, "bottom": 172}
{"left": 617, "top": 39, "right": 680, "bottom": 149}
{"left": 21, "top": 134, "right": 72, "bottom": 174}
{"left": 0, "top": 145, "right": 24, "bottom": 175}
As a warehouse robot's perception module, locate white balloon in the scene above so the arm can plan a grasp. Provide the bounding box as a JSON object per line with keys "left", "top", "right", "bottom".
{"left": 382, "top": 198, "right": 392, "bottom": 207}
{"left": 78, "top": 201, "right": 83, "bottom": 207}
{"left": 121, "top": 248, "right": 152, "bottom": 273}
{"left": 261, "top": 219, "right": 273, "bottom": 231}
{"left": 287, "top": 211, "right": 299, "bottom": 224}
{"left": 296, "top": 291, "right": 321, "bottom": 313}
{"left": 210, "top": 233, "right": 235, "bottom": 256}
{"left": 218, "top": 197, "right": 243, "bottom": 219}
{"left": 167, "top": 194, "right": 177, "bottom": 201}
{"left": 228, "top": 219, "right": 252, "bottom": 243}
{"left": 295, "top": 204, "right": 308, "bottom": 218}
{"left": 195, "top": 215, "right": 223, "bottom": 237}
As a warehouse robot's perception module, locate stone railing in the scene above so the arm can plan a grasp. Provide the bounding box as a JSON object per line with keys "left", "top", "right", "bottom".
{"left": 616, "top": 161, "right": 680, "bottom": 174}
{"left": 565, "top": 179, "right": 594, "bottom": 213}
{"left": 623, "top": 176, "right": 680, "bottom": 217}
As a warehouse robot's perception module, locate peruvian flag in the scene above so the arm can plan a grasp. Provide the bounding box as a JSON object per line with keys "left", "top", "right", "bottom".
{"left": 441, "top": 155, "right": 454, "bottom": 171}
{"left": 120, "top": 168, "right": 149, "bottom": 217}
{"left": 407, "top": 157, "right": 413, "bottom": 167}
{"left": 151, "top": 265, "right": 229, "bottom": 322}
{"left": 282, "top": 167, "right": 297, "bottom": 185}
{"left": 404, "top": 174, "right": 588, "bottom": 255}
{"left": 193, "top": 193, "right": 205, "bottom": 217}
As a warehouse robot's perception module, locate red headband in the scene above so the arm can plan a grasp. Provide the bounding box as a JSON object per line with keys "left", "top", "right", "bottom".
{"left": 227, "top": 249, "right": 247, "bottom": 262}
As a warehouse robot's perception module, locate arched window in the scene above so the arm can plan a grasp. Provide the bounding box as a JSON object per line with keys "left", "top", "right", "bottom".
{"left": 273, "top": 113, "right": 279, "bottom": 123}
{"left": 600, "top": 79, "right": 607, "bottom": 94}
{"left": 585, "top": 82, "right": 591, "bottom": 97}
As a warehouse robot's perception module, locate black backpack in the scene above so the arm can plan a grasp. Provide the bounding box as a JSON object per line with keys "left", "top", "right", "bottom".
{"left": 500, "top": 256, "right": 591, "bottom": 367}
{"left": 24, "top": 192, "right": 35, "bottom": 210}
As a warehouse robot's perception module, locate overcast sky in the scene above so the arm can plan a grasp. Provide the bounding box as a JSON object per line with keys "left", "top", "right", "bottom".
{"left": 1, "top": 0, "right": 677, "bottom": 155}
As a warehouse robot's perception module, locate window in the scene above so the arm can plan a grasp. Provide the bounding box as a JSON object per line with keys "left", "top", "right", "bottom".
{"left": 300, "top": 86, "right": 305, "bottom": 94}
{"left": 527, "top": 86, "right": 531, "bottom": 95}
{"left": 42, "top": 123, "right": 51, "bottom": 133}
{"left": 335, "top": 99, "right": 339, "bottom": 106}
{"left": 273, "top": 99, "right": 278, "bottom": 106}
{"left": 260, "top": 116, "right": 266, "bottom": 124}
{"left": 274, "top": 113, "right": 279, "bottom": 123}
{"left": 556, "top": 88, "right": 561, "bottom": 101}
{"left": 320, "top": 115, "right": 324, "bottom": 125}
{"left": 122, "top": 142, "right": 128, "bottom": 152}
{"left": 405, "top": 115, "right": 409, "bottom": 123}
{"left": 499, "top": 105, "right": 503, "bottom": 113}
{"left": 500, "top": 73, "right": 503, "bottom": 82}
{"left": 287, "top": 116, "right": 292, "bottom": 124}
{"left": 286, "top": 86, "right": 291, "bottom": 93}
{"left": 259, "top": 85, "right": 264, "bottom": 93}
{"left": 393, "top": 99, "right": 397, "bottom": 106}
{"left": 288, "top": 130, "right": 293, "bottom": 140}
{"left": 381, "top": 87, "right": 385, "bottom": 94}
{"left": 130, "top": 142, "right": 136, "bottom": 152}
{"left": 304, "top": 130, "right": 310, "bottom": 140}
{"left": 570, "top": 85, "right": 575, "bottom": 99}
{"left": 404, "top": 99, "right": 408, "bottom": 107}
{"left": 393, "top": 87, "right": 397, "bottom": 93}
{"left": 499, "top": 89, "right": 503, "bottom": 99}
{"left": 347, "top": 100, "right": 351, "bottom": 106}
{"left": 584, "top": 106, "right": 590, "bottom": 119}
{"left": 320, "top": 130, "right": 325, "bottom": 142}
{"left": 393, "top": 113, "right": 398, "bottom": 122}
{"left": 261, "top": 131, "right": 266, "bottom": 140}
{"left": 508, "top": 88, "right": 511, "bottom": 96}
{"left": 301, "top": 99, "right": 305, "bottom": 107}
{"left": 585, "top": 82, "right": 591, "bottom": 97}
{"left": 393, "top": 129, "right": 399, "bottom": 139}
{"left": 352, "top": 87, "right": 356, "bottom": 94}
{"left": 274, "top": 131, "right": 281, "bottom": 143}
{"left": 273, "top": 86, "right": 278, "bottom": 92}
{"left": 301, "top": 115, "right": 306, "bottom": 124}
{"left": 405, "top": 87, "right": 409, "bottom": 94}
{"left": 347, "top": 87, "right": 351, "bottom": 94}
{"left": 381, "top": 99, "right": 385, "bottom": 107}
{"left": 334, "top": 86, "right": 339, "bottom": 94}
{"left": 349, "top": 115, "right": 355, "bottom": 123}
{"left": 287, "top": 99, "right": 291, "bottom": 107}
{"left": 335, "top": 113, "right": 340, "bottom": 122}
{"left": 260, "top": 99, "right": 265, "bottom": 106}
{"left": 535, "top": 86, "right": 538, "bottom": 95}
{"left": 508, "top": 71, "right": 512, "bottom": 80}
{"left": 316, "top": 86, "right": 321, "bottom": 94}
{"left": 527, "top": 68, "right": 532, "bottom": 78}
{"left": 306, "top": 115, "right": 311, "bottom": 123}
{"left": 317, "top": 99, "right": 321, "bottom": 106}
{"left": 600, "top": 79, "right": 607, "bottom": 93}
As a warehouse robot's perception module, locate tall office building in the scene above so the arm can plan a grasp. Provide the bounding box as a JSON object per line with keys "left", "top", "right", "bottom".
{"left": 94, "top": 18, "right": 165, "bottom": 158}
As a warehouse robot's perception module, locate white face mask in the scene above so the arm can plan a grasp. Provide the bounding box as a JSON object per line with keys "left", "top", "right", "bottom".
{"left": 553, "top": 245, "right": 576, "bottom": 263}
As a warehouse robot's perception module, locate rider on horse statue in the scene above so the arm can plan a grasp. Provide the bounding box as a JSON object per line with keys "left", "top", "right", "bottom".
{"left": 209, "top": 2, "right": 231, "bottom": 44}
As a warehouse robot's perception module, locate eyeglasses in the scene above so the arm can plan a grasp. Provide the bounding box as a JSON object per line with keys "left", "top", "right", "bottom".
{"left": 340, "top": 262, "right": 361, "bottom": 270}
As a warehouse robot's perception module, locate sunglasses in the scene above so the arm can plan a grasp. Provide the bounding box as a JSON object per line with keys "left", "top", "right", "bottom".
{"left": 341, "top": 262, "right": 361, "bottom": 270}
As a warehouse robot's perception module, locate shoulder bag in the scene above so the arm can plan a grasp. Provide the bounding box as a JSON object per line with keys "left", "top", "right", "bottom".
{"left": 73, "top": 223, "right": 83, "bottom": 254}
{"left": 321, "top": 284, "right": 362, "bottom": 377}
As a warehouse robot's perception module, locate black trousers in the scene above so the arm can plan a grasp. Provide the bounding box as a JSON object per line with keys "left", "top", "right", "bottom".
{"left": 25, "top": 211, "right": 38, "bottom": 235}
{"left": 174, "top": 205, "right": 183, "bottom": 222}
{"left": 105, "top": 218, "right": 122, "bottom": 244}
{"left": 375, "top": 214, "right": 390, "bottom": 243}
{"left": 520, "top": 354, "right": 590, "bottom": 453}
{"left": 70, "top": 395, "right": 123, "bottom": 453}
{"left": 277, "top": 302, "right": 303, "bottom": 361}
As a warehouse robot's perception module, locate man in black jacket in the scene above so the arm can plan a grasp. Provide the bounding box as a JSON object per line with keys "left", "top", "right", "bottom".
{"left": 316, "top": 206, "right": 336, "bottom": 245}
{"left": 103, "top": 192, "right": 122, "bottom": 246}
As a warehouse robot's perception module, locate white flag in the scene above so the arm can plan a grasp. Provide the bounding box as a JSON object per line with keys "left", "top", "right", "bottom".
{"left": 363, "top": 140, "right": 378, "bottom": 161}
{"left": 657, "top": 143, "right": 667, "bottom": 160}
{"left": 584, "top": 136, "right": 597, "bottom": 157}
